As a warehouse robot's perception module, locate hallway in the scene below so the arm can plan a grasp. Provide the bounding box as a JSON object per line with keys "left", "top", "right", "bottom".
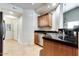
{"left": 3, "top": 39, "right": 42, "bottom": 56}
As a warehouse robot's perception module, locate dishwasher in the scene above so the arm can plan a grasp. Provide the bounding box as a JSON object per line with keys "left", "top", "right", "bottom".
{"left": 38, "top": 33, "right": 44, "bottom": 46}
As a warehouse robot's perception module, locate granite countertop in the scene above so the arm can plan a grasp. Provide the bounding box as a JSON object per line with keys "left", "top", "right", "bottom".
{"left": 43, "top": 33, "right": 78, "bottom": 48}
{"left": 34, "top": 30, "right": 58, "bottom": 33}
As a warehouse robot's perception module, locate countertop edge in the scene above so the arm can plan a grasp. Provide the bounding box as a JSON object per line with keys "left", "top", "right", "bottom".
{"left": 43, "top": 37, "right": 78, "bottom": 48}
{"left": 34, "top": 30, "right": 58, "bottom": 33}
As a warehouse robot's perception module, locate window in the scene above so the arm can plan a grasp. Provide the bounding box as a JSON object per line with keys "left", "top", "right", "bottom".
{"left": 67, "top": 21, "right": 79, "bottom": 29}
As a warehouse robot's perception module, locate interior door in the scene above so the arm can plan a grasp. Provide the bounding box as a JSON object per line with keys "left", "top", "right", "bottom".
{"left": 0, "top": 12, "right": 3, "bottom": 56}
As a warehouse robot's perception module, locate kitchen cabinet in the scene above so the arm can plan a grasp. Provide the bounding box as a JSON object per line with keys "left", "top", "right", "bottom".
{"left": 38, "top": 13, "right": 52, "bottom": 27}
{"left": 42, "top": 38, "right": 78, "bottom": 56}
{"left": 34, "top": 32, "right": 39, "bottom": 45}
{"left": 34, "top": 32, "right": 44, "bottom": 46}
{"left": 43, "top": 38, "right": 52, "bottom": 56}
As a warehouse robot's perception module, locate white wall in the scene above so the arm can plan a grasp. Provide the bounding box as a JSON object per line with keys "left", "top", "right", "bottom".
{"left": 20, "top": 9, "right": 36, "bottom": 45}
{"left": 51, "top": 4, "right": 63, "bottom": 30}
{"left": 59, "top": 3, "right": 63, "bottom": 28}
{"left": 17, "top": 16, "right": 23, "bottom": 43}
{"left": 52, "top": 4, "right": 61, "bottom": 31}
{"left": 12, "top": 17, "right": 18, "bottom": 40}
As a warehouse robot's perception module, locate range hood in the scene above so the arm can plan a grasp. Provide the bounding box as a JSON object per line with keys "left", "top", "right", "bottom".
{"left": 35, "top": 3, "right": 59, "bottom": 16}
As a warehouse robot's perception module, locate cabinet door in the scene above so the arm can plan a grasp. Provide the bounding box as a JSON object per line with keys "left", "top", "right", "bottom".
{"left": 42, "top": 15, "right": 48, "bottom": 26}
{"left": 38, "top": 13, "right": 52, "bottom": 27}
{"left": 47, "top": 13, "right": 52, "bottom": 27}
{"left": 43, "top": 39, "right": 51, "bottom": 56}
{"left": 34, "top": 32, "right": 39, "bottom": 44}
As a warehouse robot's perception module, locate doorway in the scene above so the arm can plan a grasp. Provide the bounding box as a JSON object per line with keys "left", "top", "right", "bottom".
{"left": 3, "top": 11, "right": 21, "bottom": 55}
{"left": 3, "top": 14, "right": 18, "bottom": 41}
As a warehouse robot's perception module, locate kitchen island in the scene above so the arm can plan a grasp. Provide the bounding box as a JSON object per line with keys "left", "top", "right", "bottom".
{"left": 40, "top": 33, "right": 78, "bottom": 56}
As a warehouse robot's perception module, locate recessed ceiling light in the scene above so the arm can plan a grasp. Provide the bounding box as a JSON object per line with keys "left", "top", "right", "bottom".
{"left": 52, "top": 3, "right": 57, "bottom": 6}
{"left": 32, "top": 3, "right": 35, "bottom": 5}
{"left": 9, "top": 11, "right": 14, "bottom": 14}
{"left": 47, "top": 5, "right": 50, "bottom": 8}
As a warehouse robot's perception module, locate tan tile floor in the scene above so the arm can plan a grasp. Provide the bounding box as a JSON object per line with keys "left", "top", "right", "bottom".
{"left": 3, "top": 39, "right": 42, "bottom": 56}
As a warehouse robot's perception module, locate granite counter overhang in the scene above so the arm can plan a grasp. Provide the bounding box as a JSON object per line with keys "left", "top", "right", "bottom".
{"left": 34, "top": 30, "right": 58, "bottom": 33}
{"left": 43, "top": 37, "right": 78, "bottom": 48}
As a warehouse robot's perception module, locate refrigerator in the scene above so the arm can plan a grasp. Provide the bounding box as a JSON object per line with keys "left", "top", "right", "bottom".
{"left": 0, "top": 12, "right": 3, "bottom": 56}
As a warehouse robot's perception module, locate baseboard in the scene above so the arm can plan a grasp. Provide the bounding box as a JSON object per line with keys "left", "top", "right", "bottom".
{"left": 35, "top": 43, "right": 43, "bottom": 47}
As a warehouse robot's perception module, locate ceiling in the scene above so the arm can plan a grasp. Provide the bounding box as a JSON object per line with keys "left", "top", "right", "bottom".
{"left": 63, "top": 3, "right": 79, "bottom": 13}
{"left": 11, "top": 3, "right": 45, "bottom": 9}
{"left": 10, "top": 3, "right": 58, "bottom": 15}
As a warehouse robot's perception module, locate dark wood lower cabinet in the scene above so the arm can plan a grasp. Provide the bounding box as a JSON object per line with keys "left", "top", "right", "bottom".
{"left": 42, "top": 39, "right": 78, "bottom": 56}
{"left": 43, "top": 39, "right": 51, "bottom": 56}
{"left": 34, "top": 32, "right": 39, "bottom": 45}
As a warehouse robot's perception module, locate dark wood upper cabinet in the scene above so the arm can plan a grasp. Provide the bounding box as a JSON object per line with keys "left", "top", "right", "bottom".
{"left": 38, "top": 13, "right": 52, "bottom": 28}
